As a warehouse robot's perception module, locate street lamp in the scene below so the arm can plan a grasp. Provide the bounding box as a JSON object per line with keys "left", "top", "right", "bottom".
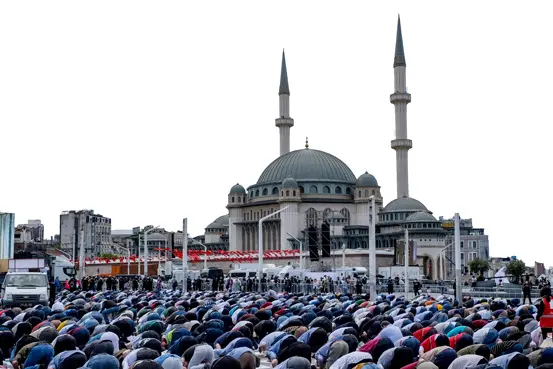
{"left": 144, "top": 225, "right": 160, "bottom": 276}
{"left": 189, "top": 236, "right": 208, "bottom": 271}
{"left": 111, "top": 243, "right": 131, "bottom": 274}
{"left": 454, "top": 213, "right": 462, "bottom": 302}
{"left": 258, "top": 206, "right": 290, "bottom": 292}
{"left": 368, "top": 195, "right": 377, "bottom": 300}
{"left": 404, "top": 229, "right": 409, "bottom": 296}
{"left": 438, "top": 241, "right": 455, "bottom": 280}
{"left": 286, "top": 233, "right": 303, "bottom": 277}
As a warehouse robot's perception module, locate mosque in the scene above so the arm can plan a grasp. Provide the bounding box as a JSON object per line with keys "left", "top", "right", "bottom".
{"left": 203, "top": 19, "right": 450, "bottom": 280}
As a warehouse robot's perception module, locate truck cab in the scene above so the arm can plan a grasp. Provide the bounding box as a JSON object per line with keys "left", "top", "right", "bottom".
{"left": 1, "top": 272, "right": 49, "bottom": 307}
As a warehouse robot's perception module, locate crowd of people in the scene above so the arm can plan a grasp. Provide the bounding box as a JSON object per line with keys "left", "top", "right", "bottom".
{"left": 8, "top": 275, "right": 553, "bottom": 369}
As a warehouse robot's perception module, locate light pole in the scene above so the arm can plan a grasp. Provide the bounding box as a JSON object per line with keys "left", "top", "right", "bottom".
{"left": 79, "top": 227, "right": 85, "bottom": 280}
{"left": 454, "top": 213, "right": 462, "bottom": 302}
{"left": 111, "top": 244, "right": 131, "bottom": 274}
{"left": 182, "top": 218, "right": 188, "bottom": 293}
{"left": 189, "top": 236, "right": 208, "bottom": 271}
{"left": 368, "top": 195, "right": 377, "bottom": 299}
{"left": 404, "top": 228, "right": 409, "bottom": 296}
{"left": 438, "top": 241, "right": 455, "bottom": 280}
{"left": 258, "top": 206, "right": 290, "bottom": 292}
{"left": 144, "top": 225, "right": 160, "bottom": 276}
{"left": 286, "top": 233, "right": 303, "bottom": 277}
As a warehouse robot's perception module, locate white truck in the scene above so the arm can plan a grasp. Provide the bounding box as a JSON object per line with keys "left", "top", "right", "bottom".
{"left": 1, "top": 272, "right": 49, "bottom": 307}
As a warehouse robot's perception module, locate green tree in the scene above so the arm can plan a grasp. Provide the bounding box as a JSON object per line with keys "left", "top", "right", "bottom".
{"left": 100, "top": 253, "right": 118, "bottom": 259}
{"left": 506, "top": 259, "right": 526, "bottom": 284}
{"left": 468, "top": 258, "right": 490, "bottom": 278}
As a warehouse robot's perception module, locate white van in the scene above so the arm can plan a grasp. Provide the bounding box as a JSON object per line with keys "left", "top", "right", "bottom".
{"left": 1, "top": 272, "right": 49, "bottom": 307}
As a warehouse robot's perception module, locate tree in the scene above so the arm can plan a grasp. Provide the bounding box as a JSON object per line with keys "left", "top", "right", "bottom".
{"left": 468, "top": 258, "right": 490, "bottom": 279}
{"left": 506, "top": 259, "right": 526, "bottom": 284}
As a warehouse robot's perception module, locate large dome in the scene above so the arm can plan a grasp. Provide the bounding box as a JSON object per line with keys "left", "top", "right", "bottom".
{"left": 383, "top": 196, "right": 429, "bottom": 213}
{"left": 256, "top": 149, "right": 357, "bottom": 185}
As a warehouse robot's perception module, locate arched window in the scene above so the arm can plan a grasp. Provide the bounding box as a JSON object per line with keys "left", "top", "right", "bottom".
{"left": 272, "top": 187, "right": 279, "bottom": 195}
{"left": 286, "top": 190, "right": 290, "bottom": 196}
{"left": 358, "top": 191, "right": 361, "bottom": 197}
{"left": 310, "top": 185, "right": 318, "bottom": 194}
{"left": 232, "top": 197, "right": 235, "bottom": 203}
{"left": 323, "top": 186, "right": 330, "bottom": 194}
{"left": 340, "top": 208, "right": 351, "bottom": 226}
{"left": 243, "top": 196, "right": 246, "bottom": 203}
{"left": 281, "top": 191, "right": 284, "bottom": 196}
{"left": 250, "top": 192, "right": 253, "bottom": 198}
{"left": 238, "top": 197, "right": 241, "bottom": 203}
{"left": 365, "top": 190, "right": 369, "bottom": 197}
{"left": 299, "top": 186, "right": 304, "bottom": 194}
{"left": 305, "top": 208, "right": 318, "bottom": 227}
{"left": 372, "top": 190, "right": 375, "bottom": 195}
{"left": 262, "top": 188, "right": 268, "bottom": 196}
{"left": 293, "top": 190, "right": 296, "bottom": 196}
{"left": 255, "top": 190, "right": 259, "bottom": 196}
{"left": 335, "top": 186, "right": 342, "bottom": 194}
{"left": 345, "top": 187, "right": 351, "bottom": 195}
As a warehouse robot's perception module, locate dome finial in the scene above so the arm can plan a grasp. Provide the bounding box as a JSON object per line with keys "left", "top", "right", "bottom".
{"left": 305, "top": 136, "right": 309, "bottom": 149}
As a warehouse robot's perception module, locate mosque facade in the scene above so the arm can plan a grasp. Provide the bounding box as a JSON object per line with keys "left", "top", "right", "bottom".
{"left": 201, "top": 19, "right": 463, "bottom": 280}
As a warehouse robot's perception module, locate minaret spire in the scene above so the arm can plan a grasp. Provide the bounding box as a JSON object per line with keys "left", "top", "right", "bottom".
{"left": 394, "top": 15, "right": 406, "bottom": 67}
{"left": 390, "top": 16, "right": 412, "bottom": 198}
{"left": 279, "top": 50, "right": 290, "bottom": 95}
{"left": 275, "top": 50, "right": 294, "bottom": 156}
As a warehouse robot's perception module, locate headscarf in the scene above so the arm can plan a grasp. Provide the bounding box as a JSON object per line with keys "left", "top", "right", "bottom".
{"left": 446, "top": 355, "right": 487, "bottom": 369}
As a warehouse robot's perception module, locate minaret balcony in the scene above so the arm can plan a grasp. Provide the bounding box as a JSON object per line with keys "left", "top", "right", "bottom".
{"left": 391, "top": 139, "right": 412, "bottom": 150}
{"left": 275, "top": 117, "right": 294, "bottom": 127}
{"left": 390, "top": 92, "right": 411, "bottom": 104}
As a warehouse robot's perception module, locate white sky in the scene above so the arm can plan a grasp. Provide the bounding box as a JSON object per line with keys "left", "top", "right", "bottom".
{"left": 1, "top": 1, "right": 551, "bottom": 265}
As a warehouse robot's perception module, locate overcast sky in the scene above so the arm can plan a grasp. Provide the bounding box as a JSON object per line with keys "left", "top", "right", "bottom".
{"left": 1, "top": 1, "right": 551, "bottom": 265}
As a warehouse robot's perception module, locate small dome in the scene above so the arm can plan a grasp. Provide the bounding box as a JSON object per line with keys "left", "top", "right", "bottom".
{"left": 356, "top": 171, "right": 378, "bottom": 187}
{"left": 206, "top": 214, "right": 229, "bottom": 229}
{"left": 383, "top": 196, "right": 428, "bottom": 213}
{"left": 405, "top": 211, "right": 437, "bottom": 222}
{"left": 229, "top": 183, "right": 246, "bottom": 194}
{"left": 281, "top": 177, "right": 298, "bottom": 188}
{"left": 148, "top": 233, "right": 166, "bottom": 241}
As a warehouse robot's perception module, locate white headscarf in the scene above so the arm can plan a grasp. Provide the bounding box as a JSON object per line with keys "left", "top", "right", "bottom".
{"left": 447, "top": 354, "right": 486, "bottom": 369}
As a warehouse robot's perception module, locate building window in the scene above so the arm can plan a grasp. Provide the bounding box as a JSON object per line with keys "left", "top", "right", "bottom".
{"left": 238, "top": 197, "right": 241, "bottom": 203}
{"left": 281, "top": 191, "right": 284, "bottom": 196}
{"left": 372, "top": 190, "right": 375, "bottom": 195}
{"left": 272, "top": 187, "right": 278, "bottom": 195}
{"left": 358, "top": 191, "right": 361, "bottom": 197}
{"left": 293, "top": 190, "right": 296, "bottom": 196}
{"left": 346, "top": 187, "right": 351, "bottom": 195}
{"left": 323, "top": 186, "right": 330, "bottom": 194}
{"left": 286, "top": 190, "right": 290, "bottom": 196}
{"left": 262, "top": 188, "right": 268, "bottom": 196}
{"left": 365, "top": 190, "right": 369, "bottom": 197}
{"left": 461, "top": 241, "right": 464, "bottom": 248}
{"left": 310, "top": 185, "right": 318, "bottom": 194}
{"left": 471, "top": 241, "right": 478, "bottom": 248}
{"left": 255, "top": 190, "right": 259, "bottom": 196}
{"left": 231, "top": 197, "right": 235, "bottom": 203}
{"left": 335, "top": 186, "right": 342, "bottom": 194}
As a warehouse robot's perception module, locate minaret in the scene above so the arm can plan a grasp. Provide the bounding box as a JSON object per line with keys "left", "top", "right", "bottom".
{"left": 275, "top": 50, "right": 294, "bottom": 156}
{"left": 390, "top": 16, "right": 412, "bottom": 198}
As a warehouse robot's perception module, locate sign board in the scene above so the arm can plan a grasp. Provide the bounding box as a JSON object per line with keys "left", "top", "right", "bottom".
{"left": 9, "top": 259, "right": 45, "bottom": 270}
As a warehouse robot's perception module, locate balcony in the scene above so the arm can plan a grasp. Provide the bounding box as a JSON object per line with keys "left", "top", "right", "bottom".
{"left": 391, "top": 139, "right": 413, "bottom": 150}
{"left": 390, "top": 92, "right": 411, "bottom": 104}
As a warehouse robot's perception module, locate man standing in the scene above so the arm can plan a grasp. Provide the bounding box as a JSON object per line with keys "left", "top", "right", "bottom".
{"left": 523, "top": 281, "right": 532, "bottom": 305}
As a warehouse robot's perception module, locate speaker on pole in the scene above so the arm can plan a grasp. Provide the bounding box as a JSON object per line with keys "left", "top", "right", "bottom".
{"left": 308, "top": 225, "right": 319, "bottom": 261}
{"left": 321, "top": 221, "right": 331, "bottom": 258}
